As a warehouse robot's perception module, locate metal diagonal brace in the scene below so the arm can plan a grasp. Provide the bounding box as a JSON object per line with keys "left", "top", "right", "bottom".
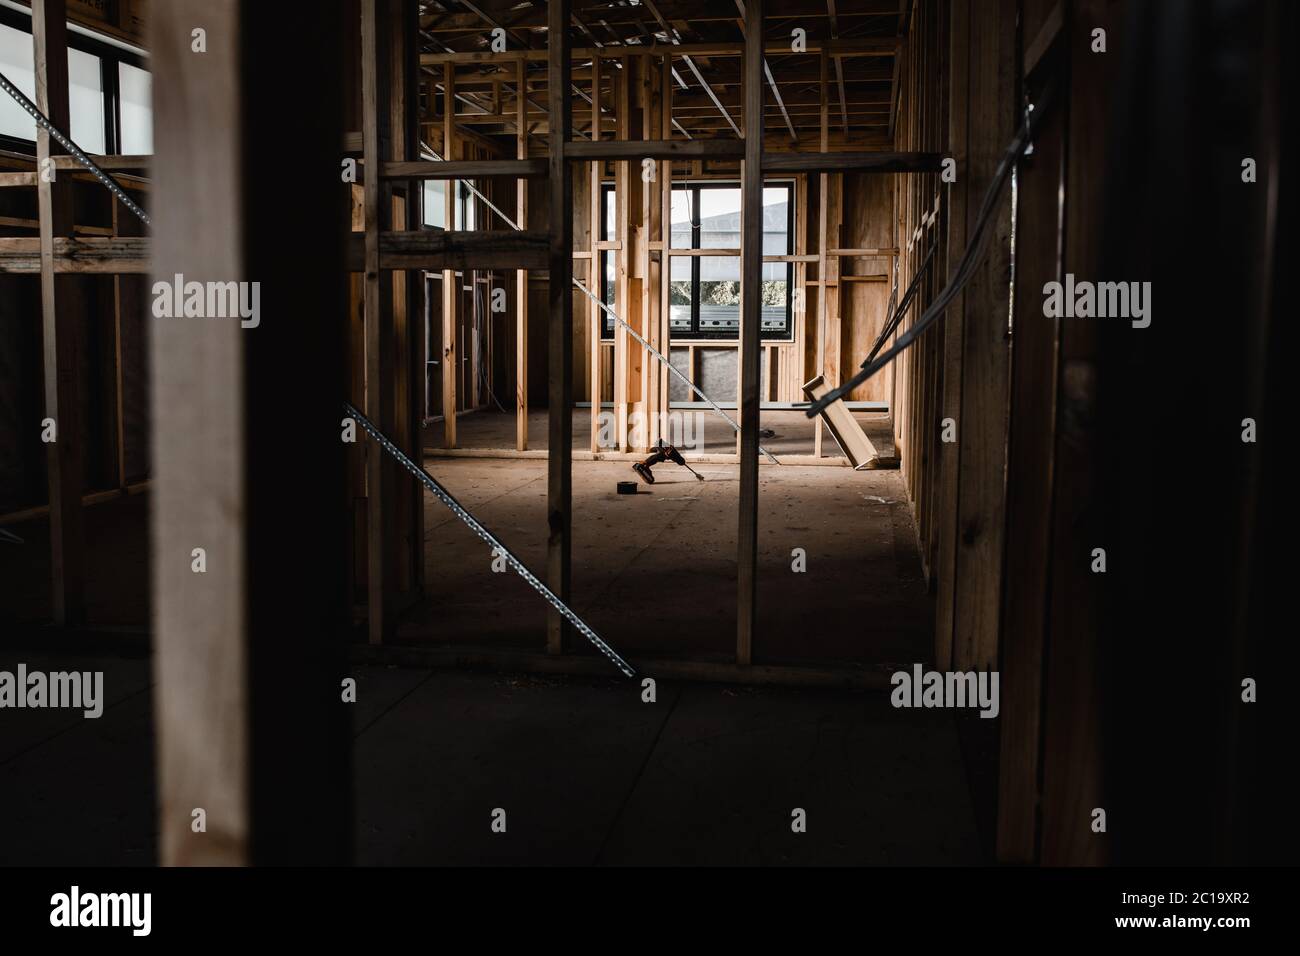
{"left": 427, "top": 161, "right": 781, "bottom": 466}
{"left": 343, "top": 401, "right": 636, "bottom": 678}
{"left": 573, "top": 278, "right": 782, "bottom": 466}
{"left": 0, "top": 69, "right": 150, "bottom": 227}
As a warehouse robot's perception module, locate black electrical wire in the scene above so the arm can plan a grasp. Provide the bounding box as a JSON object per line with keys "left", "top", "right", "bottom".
{"left": 806, "top": 78, "right": 1057, "bottom": 418}
{"left": 863, "top": 238, "right": 937, "bottom": 367}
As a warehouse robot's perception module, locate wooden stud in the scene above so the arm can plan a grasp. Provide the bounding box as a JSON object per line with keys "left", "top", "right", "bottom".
{"left": 589, "top": 54, "right": 602, "bottom": 454}
{"left": 995, "top": 0, "right": 1062, "bottom": 863}
{"left": 950, "top": 0, "right": 1014, "bottom": 673}
{"left": 814, "top": 49, "right": 829, "bottom": 458}
{"left": 150, "top": 0, "right": 349, "bottom": 864}
{"left": 32, "top": 0, "right": 85, "bottom": 626}
{"left": 361, "top": 0, "right": 393, "bottom": 644}
{"left": 546, "top": 0, "right": 573, "bottom": 655}
{"left": 934, "top": 0, "right": 969, "bottom": 671}
{"left": 441, "top": 63, "right": 458, "bottom": 448}
{"left": 736, "top": 0, "right": 764, "bottom": 667}
{"left": 661, "top": 53, "right": 673, "bottom": 429}
{"left": 613, "top": 65, "right": 630, "bottom": 451}
{"left": 516, "top": 57, "right": 529, "bottom": 451}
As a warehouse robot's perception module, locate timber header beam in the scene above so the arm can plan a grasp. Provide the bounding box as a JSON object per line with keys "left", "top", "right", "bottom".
{"left": 761, "top": 150, "right": 946, "bottom": 173}
{"left": 344, "top": 230, "right": 549, "bottom": 271}
{"left": 382, "top": 159, "right": 547, "bottom": 180}
{"left": 418, "top": 38, "right": 896, "bottom": 66}
{"left": 0, "top": 236, "right": 150, "bottom": 273}
{"left": 564, "top": 139, "right": 746, "bottom": 161}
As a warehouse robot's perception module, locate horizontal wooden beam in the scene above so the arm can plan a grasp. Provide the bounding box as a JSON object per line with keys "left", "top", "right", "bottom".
{"left": 381, "top": 158, "right": 547, "bottom": 180}
{"left": 0, "top": 236, "right": 150, "bottom": 273}
{"left": 50, "top": 154, "right": 150, "bottom": 170}
{"left": 829, "top": 247, "right": 899, "bottom": 256}
{"left": 565, "top": 139, "right": 746, "bottom": 161}
{"left": 0, "top": 479, "right": 150, "bottom": 526}
{"left": 761, "top": 150, "right": 946, "bottom": 173}
{"left": 0, "top": 214, "right": 108, "bottom": 235}
{"left": 418, "top": 38, "right": 897, "bottom": 66}
{"left": 344, "top": 230, "right": 549, "bottom": 271}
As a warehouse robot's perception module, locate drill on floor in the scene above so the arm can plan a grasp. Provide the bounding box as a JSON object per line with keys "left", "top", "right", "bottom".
{"left": 633, "top": 439, "right": 705, "bottom": 484}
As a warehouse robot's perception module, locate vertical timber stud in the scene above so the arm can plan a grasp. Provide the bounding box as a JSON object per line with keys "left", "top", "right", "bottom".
{"left": 547, "top": 0, "right": 573, "bottom": 655}
{"left": 150, "top": 0, "right": 349, "bottom": 864}
{"left": 950, "top": 0, "right": 1014, "bottom": 672}
{"left": 516, "top": 56, "right": 529, "bottom": 451}
{"left": 614, "top": 67, "right": 630, "bottom": 452}
{"left": 814, "top": 49, "right": 829, "bottom": 459}
{"left": 32, "top": 0, "right": 85, "bottom": 626}
{"left": 589, "top": 54, "right": 601, "bottom": 454}
{"left": 394, "top": 0, "right": 423, "bottom": 602}
{"left": 935, "top": 0, "right": 969, "bottom": 671}
{"left": 361, "top": 0, "right": 392, "bottom": 644}
{"left": 737, "top": 0, "right": 764, "bottom": 667}
{"left": 442, "top": 62, "right": 457, "bottom": 447}
{"left": 660, "top": 54, "right": 672, "bottom": 434}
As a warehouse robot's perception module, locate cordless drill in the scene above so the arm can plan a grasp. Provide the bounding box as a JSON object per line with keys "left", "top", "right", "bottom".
{"left": 633, "top": 439, "right": 705, "bottom": 484}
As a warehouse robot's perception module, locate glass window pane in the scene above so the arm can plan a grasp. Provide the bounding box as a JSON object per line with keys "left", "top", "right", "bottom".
{"left": 698, "top": 255, "right": 740, "bottom": 333}
{"left": 604, "top": 186, "right": 615, "bottom": 239}
{"left": 455, "top": 184, "right": 476, "bottom": 230}
{"left": 669, "top": 249, "right": 692, "bottom": 335}
{"left": 761, "top": 187, "right": 790, "bottom": 336}
{"left": 423, "top": 180, "right": 446, "bottom": 228}
{"left": 669, "top": 187, "right": 692, "bottom": 249}
{"left": 699, "top": 187, "right": 740, "bottom": 249}
{"left": 68, "top": 48, "right": 103, "bottom": 155}
{"left": 0, "top": 24, "right": 37, "bottom": 141}
{"left": 118, "top": 62, "right": 152, "bottom": 154}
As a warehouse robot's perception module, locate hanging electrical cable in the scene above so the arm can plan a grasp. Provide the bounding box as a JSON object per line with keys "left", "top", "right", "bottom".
{"left": 863, "top": 239, "right": 938, "bottom": 368}
{"left": 806, "top": 79, "right": 1057, "bottom": 418}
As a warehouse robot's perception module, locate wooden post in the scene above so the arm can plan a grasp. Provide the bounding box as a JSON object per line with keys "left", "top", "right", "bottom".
{"left": 950, "top": 0, "right": 1014, "bottom": 672}
{"left": 995, "top": 0, "right": 1061, "bottom": 862}
{"left": 814, "top": 49, "right": 829, "bottom": 459}
{"left": 442, "top": 62, "right": 458, "bottom": 447}
{"left": 516, "top": 57, "right": 529, "bottom": 451}
{"left": 640, "top": 57, "right": 658, "bottom": 450}
{"left": 660, "top": 54, "right": 672, "bottom": 431}
{"left": 589, "top": 54, "right": 602, "bottom": 453}
{"left": 110, "top": 204, "right": 126, "bottom": 491}
{"left": 736, "top": 0, "right": 763, "bottom": 666}
{"left": 614, "top": 66, "right": 630, "bottom": 452}
{"left": 392, "top": 0, "right": 421, "bottom": 600}
{"left": 32, "top": 0, "right": 85, "bottom": 626}
{"left": 149, "top": 0, "right": 349, "bottom": 864}
{"left": 934, "top": 0, "right": 969, "bottom": 671}
{"left": 547, "top": 0, "right": 573, "bottom": 654}
{"left": 361, "top": 0, "right": 395, "bottom": 644}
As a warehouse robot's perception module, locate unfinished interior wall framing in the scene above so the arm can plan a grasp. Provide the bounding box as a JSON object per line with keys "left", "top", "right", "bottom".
{"left": 2, "top": 0, "right": 1277, "bottom": 875}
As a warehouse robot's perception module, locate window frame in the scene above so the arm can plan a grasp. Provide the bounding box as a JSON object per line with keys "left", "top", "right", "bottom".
{"left": 600, "top": 179, "right": 795, "bottom": 342}
{"left": 0, "top": 7, "right": 149, "bottom": 157}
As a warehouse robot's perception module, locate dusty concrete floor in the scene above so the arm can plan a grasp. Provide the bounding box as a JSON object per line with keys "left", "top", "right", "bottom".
{"left": 426, "top": 407, "right": 888, "bottom": 458}
{"left": 352, "top": 667, "right": 982, "bottom": 865}
{"left": 406, "top": 425, "right": 929, "bottom": 667}
{"left": 0, "top": 414, "right": 981, "bottom": 865}
{"left": 0, "top": 654, "right": 982, "bottom": 865}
